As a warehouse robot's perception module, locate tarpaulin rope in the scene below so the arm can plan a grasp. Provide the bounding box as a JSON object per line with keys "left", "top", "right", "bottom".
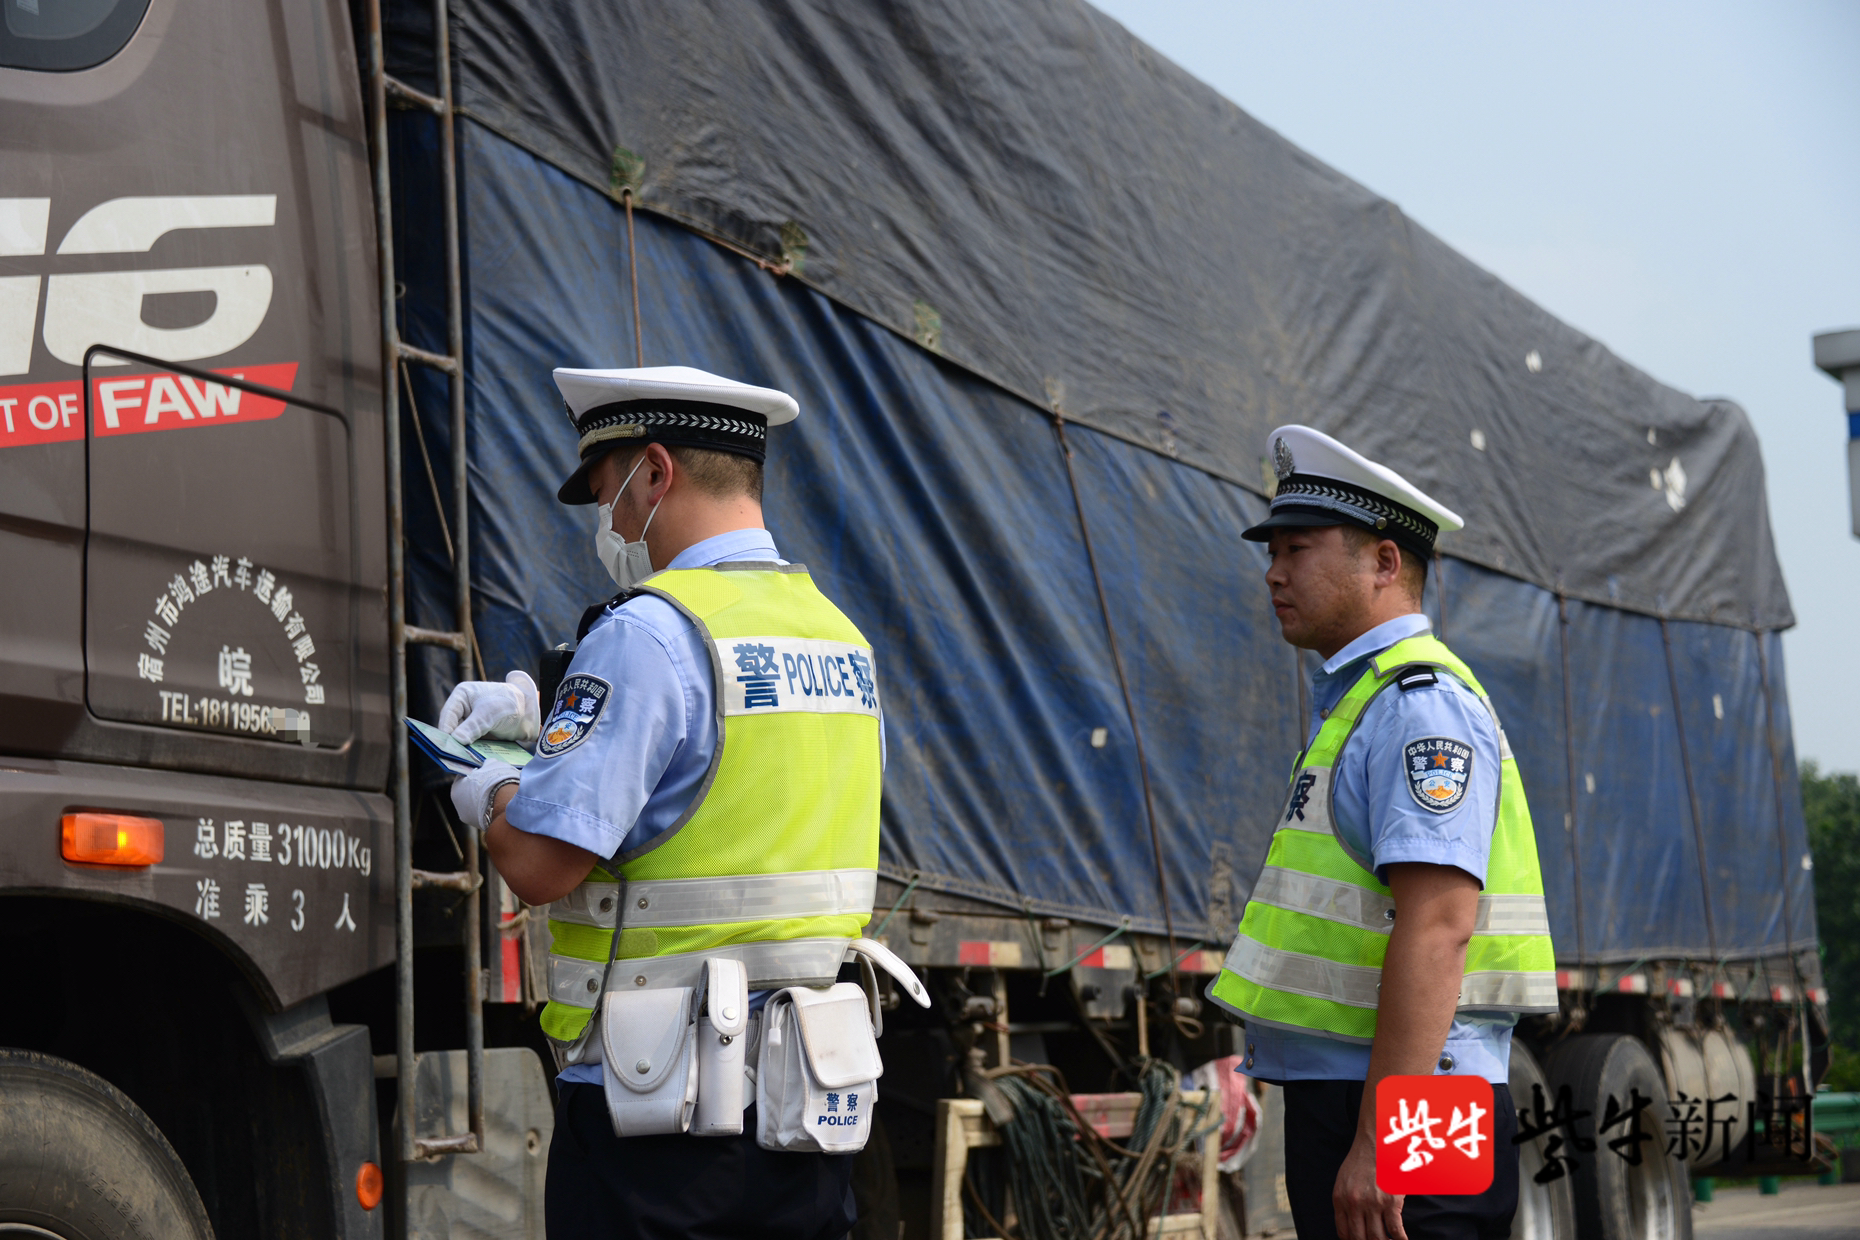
{"left": 1433, "top": 554, "right": 1449, "bottom": 641}
{"left": 1658, "top": 612, "right": 1720, "bottom": 959}
{"left": 1021, "top": 899, "right": 1051, "bottom": 973}
{"left": 1555, "top": 592, "right": 1589, "bottom": 969}
{"left": 684, "top": 222, "right": 800, "bottom": 279}
{"left": 1145, "top": 941, "right": 1209, "bottom": 981}
{"left": 1753, "top": 626, "right": 1809, "bottom": 1068}
{"left": 1595, "top": 956, "right": 1649, "bottom": 996}
{"left": 401, "top": 360, "right": 487, "bottom": 680}
{"left": 1045, "top": 917, "right": 1132, "bottom": 978}
{"left": 623, "top": 189, "right": 645, "bottom": 366}
{"left": 868, "top": 869, "right": 923, "bottom": 942}
{"left": 1050, "top": 414, "right": 1182, "bottom": 1009}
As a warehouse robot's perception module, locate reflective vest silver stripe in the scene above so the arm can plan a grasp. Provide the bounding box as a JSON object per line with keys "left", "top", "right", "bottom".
{"left": 1474, "top": 895, "right": 1552, "bottom": 936}
{"left": 1247, "top": 868, "right": 1551, "bottom": 937}
{"left": 547, "top": 936, "right": 855, "bottom": 1009}
{"left": 1223, "top": 934, "right": 1562, "bottom": 1013}
{"left": 1222, "top": 932, "right": 1384, "bottom": 1010}
{"left": 548, "top": 867, "right": 878, "bottom": 930}
{"left": 1247, "top": 866, "right": 1389, "bottom": 931}
{"left": 1458, "top": 970, "right": 1560, "bottom": 1012}
{"left": 551, "top": 879, "right": 623, "bottom": 928}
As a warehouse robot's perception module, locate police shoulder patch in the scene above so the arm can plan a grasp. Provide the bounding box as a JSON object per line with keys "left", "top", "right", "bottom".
{"left": 536, "top": 673, "right": 612, "bottom": 758}
{"left": 1404, "top": 737, "right": 1473, "bottom": 814}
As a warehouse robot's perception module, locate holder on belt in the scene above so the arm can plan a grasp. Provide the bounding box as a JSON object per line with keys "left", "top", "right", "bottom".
{"left": 693, "top": 957, "right": 750, "bottom": 1136}
{"left": 756, "top": 982, "right": 884, "bottom": 1154}
{"left": 593, "top": 937, "right": 931, "bottom": 1145}
{"left": 600, "top": 985, "right": 698, "bottom": 1137}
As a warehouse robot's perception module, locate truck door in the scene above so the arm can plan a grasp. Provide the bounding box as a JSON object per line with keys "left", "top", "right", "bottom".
{"left": 84, "top": 351, "right": 358, "bottom": 754}
{"left": 0, "top": 0, "right": 387, "bottom": 782}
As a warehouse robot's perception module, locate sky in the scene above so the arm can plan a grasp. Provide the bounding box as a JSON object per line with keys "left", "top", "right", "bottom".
{"left": 1090, "top": 0, "right": 1860, "bottom": 774}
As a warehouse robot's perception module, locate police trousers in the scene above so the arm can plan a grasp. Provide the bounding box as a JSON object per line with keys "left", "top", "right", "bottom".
{"left": 1282, "top": 1080, "right": 1519, "bottom": 1240}
{"left": 546, "top": 1083, "right": 857, "bottom": 1240}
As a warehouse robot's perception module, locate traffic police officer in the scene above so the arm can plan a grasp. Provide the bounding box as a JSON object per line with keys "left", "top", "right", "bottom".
{"left": 1207, "top": 426, "right": 1557, "bottom": 1240}
{"left": 443, "top": 366, "right": 885, "bottom": 1240}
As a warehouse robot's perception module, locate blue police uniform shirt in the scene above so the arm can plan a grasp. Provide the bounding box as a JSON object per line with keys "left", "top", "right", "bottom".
{"left": 508, "top": 528, "right": 884, "bottom": 1086}
{"left": 509, "top": 528, "right": 776, "bottom": 1086}
{"left": 505, "top": 527, "right": 784, "bottom": 860}
{"left": 1240, "top": 613, "right": 1516, "bottom": 1086}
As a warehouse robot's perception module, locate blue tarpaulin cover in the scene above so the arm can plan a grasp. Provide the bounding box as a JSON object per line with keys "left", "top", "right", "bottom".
{"left": 386, "top": 0, "right": 1793, "bottom": 631}
{"left": 385, "top": 4, "right": 1815, "bottom": 964}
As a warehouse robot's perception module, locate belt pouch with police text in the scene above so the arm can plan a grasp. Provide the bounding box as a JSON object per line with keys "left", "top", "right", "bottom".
{"left": 692, "top": 957, "right": 750, "bottom": 1136}
{"left": 600, "top": 986, "right": 697, "bottom": 1137}
{"left": 754, "top": 982, "right": 882, "bottom": 1154}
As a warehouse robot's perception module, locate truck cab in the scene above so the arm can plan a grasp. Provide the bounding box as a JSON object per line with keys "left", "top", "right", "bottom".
{"left": 0, "top": 3, "right": 398, "bottom": 1235}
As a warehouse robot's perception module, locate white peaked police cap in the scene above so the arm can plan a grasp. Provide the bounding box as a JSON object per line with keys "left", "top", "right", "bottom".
{"left": 1241, "top": 424, "right": 1464, "bottom": 558}
{"left": 552, "top": 366, "right": 800, "bottom": 504}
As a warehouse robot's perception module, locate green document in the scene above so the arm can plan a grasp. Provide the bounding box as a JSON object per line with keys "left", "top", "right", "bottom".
{"left": 407, "top": 718, "right": 535, "bottom": 774}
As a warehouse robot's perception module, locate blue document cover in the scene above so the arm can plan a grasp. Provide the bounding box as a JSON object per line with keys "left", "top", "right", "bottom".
{"left": 407, "top": 717, "right": 535, "bottom": 775}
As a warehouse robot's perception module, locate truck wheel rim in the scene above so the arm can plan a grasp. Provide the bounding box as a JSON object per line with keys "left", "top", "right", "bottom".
{"left": 1513, "top": 1170, "right": 1557, "bottom": 1240}
{"left": 1627, "top": 1150, "right": 1681, "bottom": 1240}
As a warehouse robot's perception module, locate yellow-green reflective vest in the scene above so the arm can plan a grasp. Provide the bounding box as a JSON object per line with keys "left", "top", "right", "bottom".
{"left": 1207, "top": 633, "right": 1557, "bottom": 1043}
{"left": 539, "top": 563, "right": 883, "bottom": 1050}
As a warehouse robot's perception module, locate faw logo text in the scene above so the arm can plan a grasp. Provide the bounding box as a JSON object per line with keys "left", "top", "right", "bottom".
{"left": 1, "top": 363, "right": 298, "bottom": 450}
{"left": 0, "top": 195, "right": 293, "bottom": 450}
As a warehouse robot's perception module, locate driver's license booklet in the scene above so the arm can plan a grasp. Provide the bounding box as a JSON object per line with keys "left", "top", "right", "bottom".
{"left": 406, "top": 718, "right": 536, "bottom": 775}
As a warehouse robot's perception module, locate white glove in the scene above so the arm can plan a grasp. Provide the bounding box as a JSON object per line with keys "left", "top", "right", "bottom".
{"left": 450, "top": 759, "right": 522, "bottom": 833}
{"left": 438, "top": 670, "right": 541, "bottom": 745}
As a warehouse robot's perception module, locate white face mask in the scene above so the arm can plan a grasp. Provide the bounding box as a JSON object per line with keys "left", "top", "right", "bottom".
{"left": 595, "top": 454, "right": 664, "bottom": 590}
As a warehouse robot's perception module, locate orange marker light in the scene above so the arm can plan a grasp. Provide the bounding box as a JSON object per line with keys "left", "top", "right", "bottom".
{"left": 355, "top": 1161, "right": 383, "bottom": 1210}
{"left": 61, "top": 813, "right": 165, "bottom": 867}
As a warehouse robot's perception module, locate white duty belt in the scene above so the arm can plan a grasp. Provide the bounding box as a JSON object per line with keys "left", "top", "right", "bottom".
{"left": 551, "top": 938, "right": 858, "bottom": 1008}
{"left": 551, "top": 867, "right": 878, "bottom": 931}
{"left": 546, "top": 867, "right": 910, "bottom": 1012}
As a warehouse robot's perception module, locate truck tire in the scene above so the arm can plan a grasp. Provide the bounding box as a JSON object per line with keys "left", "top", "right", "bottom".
{"left": 0, "top": 1048, "right": 214, "bottom": 1239}
{"left": 1509, "top": 1040, "right": 1577, "bottom": 1239}
{"left": 1544, "top": 1034, "right": 1691, "bottom": 1240}
{"left": 1692, "top": 1026, "right": 1756, "bottom": 1172}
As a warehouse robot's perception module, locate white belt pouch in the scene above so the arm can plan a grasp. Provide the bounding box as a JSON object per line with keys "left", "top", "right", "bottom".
{"left": 600, "top": 986, "right": 698, "bottom": 1137}
{"left": 755, "top": 981, "right": 883, "bottom": 1154}
{"left": 692, "top": 957, "right": 750, "bottom": 1136}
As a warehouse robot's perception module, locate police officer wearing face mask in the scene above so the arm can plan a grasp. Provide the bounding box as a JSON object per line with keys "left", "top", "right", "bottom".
{"left": 443, "top": 366, "right": 890, "bottom": 1240}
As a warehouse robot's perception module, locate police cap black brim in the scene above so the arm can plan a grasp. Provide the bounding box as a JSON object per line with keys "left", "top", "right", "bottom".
{"left": 1242, "top": 504, "right": 1435, "bottom": 560}
{"left": 1240, "top": 506, "right": 1351, "bottom": 541}
{"left": 556, "top": 444, "right": 616, "bottom": 506}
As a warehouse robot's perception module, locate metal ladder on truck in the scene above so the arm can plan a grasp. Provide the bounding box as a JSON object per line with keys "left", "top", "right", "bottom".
{"left": 361, "top": 0, "right": 487, "bottom": 1169}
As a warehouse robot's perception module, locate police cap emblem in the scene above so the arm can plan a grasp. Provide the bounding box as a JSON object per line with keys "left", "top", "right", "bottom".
{"left": 537, "top": 673, "right": 612, "bottom": 758}
{"left": 1404, "top": 737, "right": 1473, "bottom": 814}
{"left": 1272, "top": 435, "right": 1296, "bottom": 482}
